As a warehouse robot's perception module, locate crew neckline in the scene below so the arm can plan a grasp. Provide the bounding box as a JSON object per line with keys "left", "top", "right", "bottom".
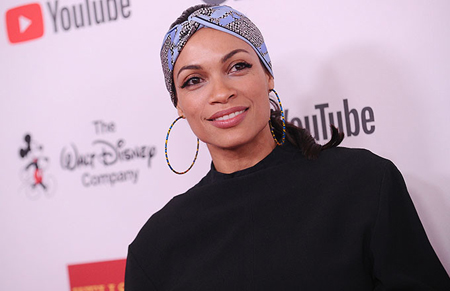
{"left": 205, "top": 142, "right": 299, "bottom": 183}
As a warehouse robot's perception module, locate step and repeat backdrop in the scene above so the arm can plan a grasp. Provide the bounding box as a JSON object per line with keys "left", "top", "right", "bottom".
{"left": 1, "top": 0, "right": 449, "bottom": 289}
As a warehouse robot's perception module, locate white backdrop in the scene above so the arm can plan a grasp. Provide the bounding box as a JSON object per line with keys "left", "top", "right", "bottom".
{"left": 1, "top": 0, "right": 449, "bottom": 289}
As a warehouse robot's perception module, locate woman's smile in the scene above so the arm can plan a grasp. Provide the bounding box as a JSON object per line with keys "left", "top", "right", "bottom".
{"left": 207, "top": 106, "right": 249, "bottom": 129}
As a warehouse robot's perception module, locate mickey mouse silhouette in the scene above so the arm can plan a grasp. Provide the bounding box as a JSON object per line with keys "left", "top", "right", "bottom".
{"left": 19, "top": 134, "right": 49, "bottom": 191}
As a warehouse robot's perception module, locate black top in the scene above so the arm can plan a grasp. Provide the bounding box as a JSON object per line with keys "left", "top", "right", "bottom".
{"left": 125, "top": 142, "right": 450, "bottom": 290}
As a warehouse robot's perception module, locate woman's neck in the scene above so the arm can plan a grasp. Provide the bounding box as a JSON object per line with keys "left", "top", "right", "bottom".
{"left": 207, "top": 128, "right": 276, "bottom": 174}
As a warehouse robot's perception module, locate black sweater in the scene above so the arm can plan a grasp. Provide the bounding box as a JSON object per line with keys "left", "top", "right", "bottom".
{"left": 125, "top": 143, "right": 450, "bottom": 290}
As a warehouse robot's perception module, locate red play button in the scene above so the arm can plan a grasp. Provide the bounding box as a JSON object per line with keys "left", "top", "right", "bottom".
{"left": 6, "top": 3, "right": 44, "bottom": 44}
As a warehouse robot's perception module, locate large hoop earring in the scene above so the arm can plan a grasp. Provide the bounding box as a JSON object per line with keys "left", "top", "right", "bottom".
{"left": 269, "top": 89, "right": 286, "bottom": 146}
{"left": 165, "top": 116, "right": 199, "bottom": 175}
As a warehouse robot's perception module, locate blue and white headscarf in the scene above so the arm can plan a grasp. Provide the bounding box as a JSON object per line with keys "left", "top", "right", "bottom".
{"left": 160, "top": 5, "right": 273, "bottom": 107}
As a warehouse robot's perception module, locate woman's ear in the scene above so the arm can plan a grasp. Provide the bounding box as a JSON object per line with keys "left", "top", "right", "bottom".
{"left": 176, "top": 105, "right": 184, "bottom": 118}
{"left": 268, "top": 75, "right": 275, "bottom": 91}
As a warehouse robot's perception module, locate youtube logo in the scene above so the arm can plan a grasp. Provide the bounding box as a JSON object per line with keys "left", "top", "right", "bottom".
{"left": 5, "top": 0, "right": 132, "bottom": 45}
{"left": 6, "top": 3, "right": 44, "bottom": 44}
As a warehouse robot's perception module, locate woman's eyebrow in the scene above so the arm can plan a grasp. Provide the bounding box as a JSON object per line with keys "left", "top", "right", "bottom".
{"left": 221, "top": 49, "right": 250, "bottom": 63}
{"left": 176, "top": 49, "right": 249, "bottom": 78}
{"left": 177, "top": 65, "right": 202, "bottom": 78}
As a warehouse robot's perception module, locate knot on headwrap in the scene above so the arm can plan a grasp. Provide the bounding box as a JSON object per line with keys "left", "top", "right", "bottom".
{"left": 160, "top": 5, "right": 273, "bottom": 107}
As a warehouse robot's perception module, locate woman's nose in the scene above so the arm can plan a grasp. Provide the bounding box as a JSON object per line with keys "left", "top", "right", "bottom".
{"left": 209, "top": 77, "right": 235, "bottom": 104}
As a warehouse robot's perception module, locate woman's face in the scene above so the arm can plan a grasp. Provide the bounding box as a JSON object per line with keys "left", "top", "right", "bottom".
{"left": 173, "top": 28, "right": 274, "bottom": 152}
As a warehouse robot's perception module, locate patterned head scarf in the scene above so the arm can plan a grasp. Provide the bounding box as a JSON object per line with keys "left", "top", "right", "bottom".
{"left": 160, "top": 5, "right": 273, "bottom": 107}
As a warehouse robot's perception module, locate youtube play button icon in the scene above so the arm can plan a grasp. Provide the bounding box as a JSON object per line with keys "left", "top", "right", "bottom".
{"left": 6, "top": 3, "right": 44, "bottom": 44}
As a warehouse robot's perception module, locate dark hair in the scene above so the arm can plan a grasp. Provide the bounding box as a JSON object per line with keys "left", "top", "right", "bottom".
{"left": 169, "top": 4, "right": 213, "bottom": 30}
{"left": 169, "top": 4, "right": 343, "bottom": 158}
{"left": 270, "top": 100, "right": 343, "bottom": 159}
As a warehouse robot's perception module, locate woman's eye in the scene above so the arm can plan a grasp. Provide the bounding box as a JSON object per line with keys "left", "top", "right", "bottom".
{"left": 181, "top": 77, "right": 202, "bottom": 88}
{"left": 231, "top": 62, "right": 252, "bottom": 72}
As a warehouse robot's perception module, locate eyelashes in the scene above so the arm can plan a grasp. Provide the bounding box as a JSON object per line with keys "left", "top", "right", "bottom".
{"left": 181, "top": 76, "right": 201, "bottom": 89}
{"left": 180, "top": 62, "right": 253, "bottom": 89}
{"left": 231, "top": 62, "right": 252, "bottom": 71}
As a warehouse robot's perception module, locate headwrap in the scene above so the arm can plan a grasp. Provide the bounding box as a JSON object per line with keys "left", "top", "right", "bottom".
{"left": 160, "top": 5, "right": 273, "bottom": 107}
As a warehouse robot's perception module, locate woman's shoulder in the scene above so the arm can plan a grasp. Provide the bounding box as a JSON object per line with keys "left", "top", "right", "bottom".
{"left": 320, "top": 146, "right": 393, "bottom": 169}
{"left": 283, "top": 138, "right": 391, "bottom": 168}
{"left": 289, "top": 145, "right": 402, "bottom": 189}
{"left": 323, "top": 145, "right": 382, "bottom": 158}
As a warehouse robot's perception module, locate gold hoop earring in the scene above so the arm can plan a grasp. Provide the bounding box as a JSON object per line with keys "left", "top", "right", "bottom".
{"left": 269, "top": 89, "right": 286, "bottom": 146}
{"left": 165, "top": 116, "right": 199, "bottom": 175}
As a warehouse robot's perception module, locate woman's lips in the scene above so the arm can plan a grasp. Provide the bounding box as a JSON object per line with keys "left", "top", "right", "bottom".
{"left": 214, "top": 109, "right": 246, "bottom": 121}
{"left": 208, "top": 106, "right": 249, "bottom": 129}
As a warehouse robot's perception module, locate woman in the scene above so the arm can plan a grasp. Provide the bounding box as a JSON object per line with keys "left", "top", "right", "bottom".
{"left": 125, "top": 4, "right": 450, "bottom": 290}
